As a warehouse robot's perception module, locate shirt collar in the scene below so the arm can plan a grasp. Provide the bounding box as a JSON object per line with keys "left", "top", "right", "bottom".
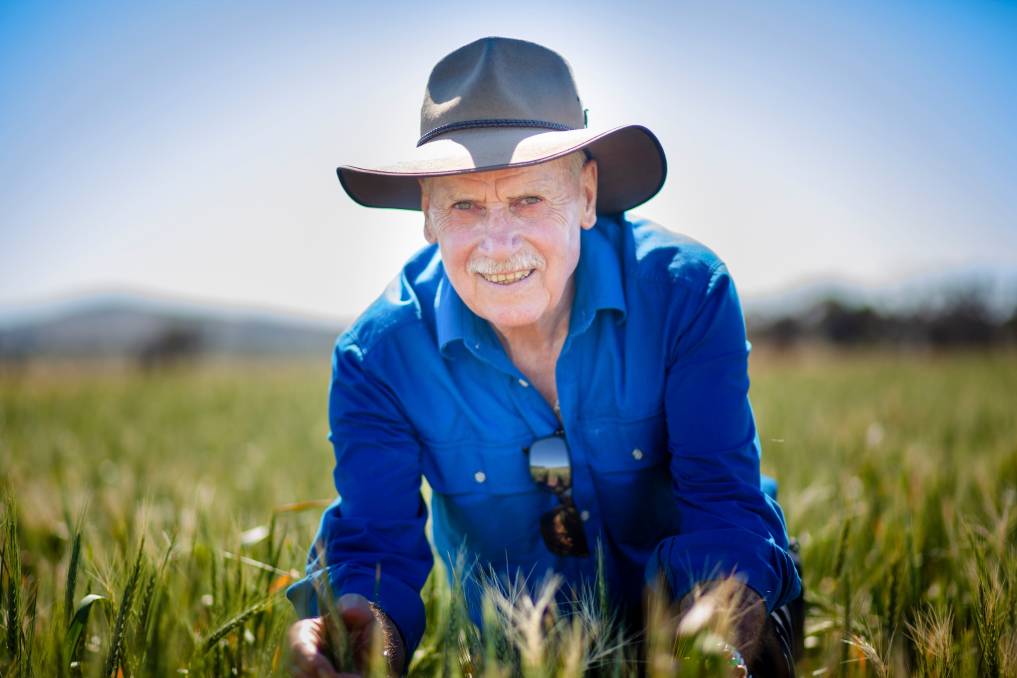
{"left": 435, "top": 273, "right": 476, "bottom": 357}
{"left": 436, "top": 218, "right": 627, "bottom": 356}
{"left": 570, "top": 219, "right": 627, "bottom": 336}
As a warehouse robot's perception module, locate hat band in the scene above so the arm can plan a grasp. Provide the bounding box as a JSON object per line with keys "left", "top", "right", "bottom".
{"left": 417, "top": 118, "right": 575, "bottom": 146}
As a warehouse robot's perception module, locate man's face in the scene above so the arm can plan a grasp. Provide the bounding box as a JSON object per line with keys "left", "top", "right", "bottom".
{"left": 420, "top": 154, "right": 598, "bottom": 332}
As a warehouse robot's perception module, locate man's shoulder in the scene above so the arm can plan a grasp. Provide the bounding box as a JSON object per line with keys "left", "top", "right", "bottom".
{"left": 337, "top": 243, "right": 442, "bottom": 356}
{"left": 614, "top": 214, "right": 726, "bottom": 287}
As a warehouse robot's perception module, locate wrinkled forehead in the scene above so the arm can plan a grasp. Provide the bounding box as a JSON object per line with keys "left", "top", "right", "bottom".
{"left": 422, "top": 154, "right": 580, "bottom": 200}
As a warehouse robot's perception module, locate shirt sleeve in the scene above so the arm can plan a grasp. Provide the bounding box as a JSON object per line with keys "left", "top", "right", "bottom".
{"left": 287, "top": 333, "right": 434, "bottom": 658}
{"left": 644, "top": 261, "right": 801, "bottom": 612}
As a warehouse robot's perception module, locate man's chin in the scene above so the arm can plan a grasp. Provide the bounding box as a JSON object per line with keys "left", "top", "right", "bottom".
{"left": 478, "top": 305, "right": 548, "bottom": 332}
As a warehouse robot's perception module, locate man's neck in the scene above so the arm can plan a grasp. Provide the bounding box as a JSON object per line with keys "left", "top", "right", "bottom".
{"left": 491, "top": 279, "right": 575, "bottom": 363}
{"left": 491, "top": 283, "right": 573, "bottom": 412}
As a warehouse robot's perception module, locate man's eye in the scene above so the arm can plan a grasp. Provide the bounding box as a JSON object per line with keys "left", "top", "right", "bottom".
{"left": 519, "top": 196, "right": 542, "bottom": 206}
{"left": 451, "top": 201, "right": 473, "bottom": 210}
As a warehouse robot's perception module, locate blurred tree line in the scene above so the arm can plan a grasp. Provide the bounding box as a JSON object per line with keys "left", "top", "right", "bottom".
{"left": 749, "top": 286, "right": 1017, "bottom": 349}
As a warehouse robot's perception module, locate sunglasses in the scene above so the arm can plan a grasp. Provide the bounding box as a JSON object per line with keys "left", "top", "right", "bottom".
{"left": 526, "top": 431, "right": 590, "bottom": 557}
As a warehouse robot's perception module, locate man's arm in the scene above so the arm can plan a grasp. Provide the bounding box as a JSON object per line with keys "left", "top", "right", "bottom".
{"left": 287, "top": 333, "right": 434, "bottom": 672}
{"left": 646, "top": 261, "right": 801, "bottom": 648}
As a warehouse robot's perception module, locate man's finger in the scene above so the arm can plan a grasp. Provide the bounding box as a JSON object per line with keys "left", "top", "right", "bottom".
{"left": 308, "top": 653, "right": 342, "bottom": 678}
{"left": 287, "top": 618, "right": 343, "bottom": 678}
{"left": 289, "top": 618, "right": 328, "bottom": 654}
{"left": 289, "top": 651, "right": 342, "bottom": 678}
{"left": 289, "top": 649, "right": 342, "bottom": 678}
{"left": 337, "top": 592, "right": 376, "bottom": 631}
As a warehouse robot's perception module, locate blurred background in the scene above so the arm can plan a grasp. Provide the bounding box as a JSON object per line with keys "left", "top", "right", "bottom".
{"left": 2, "top": 0, "right": 1015, "bottom": 363}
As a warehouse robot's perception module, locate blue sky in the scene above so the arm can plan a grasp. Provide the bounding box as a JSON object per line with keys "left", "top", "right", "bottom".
{"left": 2, "top": 1, "right": 1015, "bottom": 320}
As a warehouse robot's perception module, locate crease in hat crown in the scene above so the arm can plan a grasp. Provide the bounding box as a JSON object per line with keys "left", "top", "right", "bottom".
{"left": 418, "top": 37, "right": 586, "bottom": 146}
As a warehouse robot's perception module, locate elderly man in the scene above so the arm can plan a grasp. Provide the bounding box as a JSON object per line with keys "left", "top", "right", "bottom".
{"left": 288, "top": 37, "right": 802, "bottom": 677}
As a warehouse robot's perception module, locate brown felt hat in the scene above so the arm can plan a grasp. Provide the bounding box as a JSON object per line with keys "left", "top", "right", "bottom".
{"left": 337, "top": 37, "right": 667, "bottom": 214}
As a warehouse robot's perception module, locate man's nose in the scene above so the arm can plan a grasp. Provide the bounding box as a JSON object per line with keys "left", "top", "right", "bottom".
{"left": 477, "top": 209, "right": 522, "bottom": 257}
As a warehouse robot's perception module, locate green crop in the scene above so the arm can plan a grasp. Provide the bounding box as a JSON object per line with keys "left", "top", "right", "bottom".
{"left": 1, "top": 351, "right": 1015, "bottom": 676}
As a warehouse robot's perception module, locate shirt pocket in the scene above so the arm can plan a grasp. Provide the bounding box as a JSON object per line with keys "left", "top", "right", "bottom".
{"left": 581, "top": 412, "right": 679, "bottom": 546}
{"left": 422, "top": 437, "right": 536, "bottom": 496}
{"left": 582, "top": 412, "right": 669, "bottom": 472}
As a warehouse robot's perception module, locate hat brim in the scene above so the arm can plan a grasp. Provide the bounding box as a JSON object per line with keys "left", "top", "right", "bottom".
{"left": 337, "top": 124, "right": 666, "bottom": 214}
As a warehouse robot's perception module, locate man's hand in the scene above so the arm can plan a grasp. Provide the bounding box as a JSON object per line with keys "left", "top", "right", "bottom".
{"left": 287, "top": 593, "right": 406, "bottom": 678}
{"left": 724, "top": 585, "right": 767, "bottom": 668}
{"left": 677, "top": 580, "right": 767, "bottom": 673}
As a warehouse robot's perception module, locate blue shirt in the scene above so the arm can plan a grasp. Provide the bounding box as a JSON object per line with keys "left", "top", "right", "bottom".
{"left": 287, "top": 213, "right": 802, "bottom": 657}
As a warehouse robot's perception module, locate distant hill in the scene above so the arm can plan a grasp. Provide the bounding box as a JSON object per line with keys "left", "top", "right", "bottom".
{"left": 0, "top": 293, "right": 346, "bottom": 362}
{"left": 743, "top": 268, "right": 1017, "bottom": 349}
{"left": 3, "top": 264, "right": 1016, "bottom": 362}
{"left": 743, "top": 264, "right": 1017, "bottom": 321}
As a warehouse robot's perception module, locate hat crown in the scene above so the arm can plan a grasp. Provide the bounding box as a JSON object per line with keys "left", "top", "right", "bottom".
{"left": 420, "top": 37, "right": 585, "bottom": 143}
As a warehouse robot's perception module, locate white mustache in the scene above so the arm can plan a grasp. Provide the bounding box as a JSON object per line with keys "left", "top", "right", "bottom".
{"left": 468, "top": 252, "right": 544, "bottom": 275}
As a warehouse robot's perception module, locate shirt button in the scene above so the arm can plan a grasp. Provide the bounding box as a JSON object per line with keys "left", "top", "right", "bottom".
{"left": 580, "top": 510, "right": 590, "bottom": 522}
{"left": 632, "top": 448, "right": 644, "bottom": 460}
{"left": 474, "top": 471, "right": 486, "bottom": 483}
{"left": 517, "top": 378, "right": 529, "bottom": 387}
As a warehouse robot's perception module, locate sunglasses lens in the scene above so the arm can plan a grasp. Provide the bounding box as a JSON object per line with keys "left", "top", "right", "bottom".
{"left": 528, "top": 436, "right": 572, "bottom": 491}
{"left": 529, "top": 434, "right": 588, "bottom": 557}
{"left": 540, "top": 504, "right": 590, "bottom": 557}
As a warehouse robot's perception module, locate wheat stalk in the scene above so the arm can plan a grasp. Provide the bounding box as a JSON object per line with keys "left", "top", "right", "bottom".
{"left": 4, "top": 494, "right": 23, "bottom": 662}
{"left": 102, "top": 538, "right": 145, "bottom": 677}
{"left": 201, "top": 596, "right": 274, "bottom": 653}
{"left": 64, "top": 531, "right": 82, "bottom": 630}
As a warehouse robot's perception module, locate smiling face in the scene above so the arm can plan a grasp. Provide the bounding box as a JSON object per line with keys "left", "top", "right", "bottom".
{"left": 420, "top": 153, "right": 598, "bottom": 337}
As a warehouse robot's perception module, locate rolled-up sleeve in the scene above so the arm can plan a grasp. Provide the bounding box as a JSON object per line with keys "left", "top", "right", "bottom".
{"left": 645, "top": 262, "right": 801, "bottom": 612}
{"left": 287, "top": 333, "right": 434, "bottom": 657}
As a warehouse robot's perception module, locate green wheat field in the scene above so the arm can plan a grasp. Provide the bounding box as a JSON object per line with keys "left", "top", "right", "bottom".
{"left": 2, "top": 349, "right": 1015, "bottom": 676}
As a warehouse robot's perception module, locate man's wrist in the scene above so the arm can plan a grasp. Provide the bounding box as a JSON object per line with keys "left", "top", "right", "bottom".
{"left": 728, "top": 586, "right": 766, "bottom": 667}
{"left": 676, "top": 580, "right": 766, "bottom": 667}
{"left": 719, "top": 641, "right": 749, "bottom": 677}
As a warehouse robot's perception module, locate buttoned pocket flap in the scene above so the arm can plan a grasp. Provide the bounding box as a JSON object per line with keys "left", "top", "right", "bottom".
{"left": 582, "top": 413, "right": 668, "bottom": 472}
{"left": 422, "top": 438, "right": 535, "bottom": 495}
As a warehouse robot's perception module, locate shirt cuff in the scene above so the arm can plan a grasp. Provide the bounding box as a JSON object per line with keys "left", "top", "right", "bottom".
{"left": 286, "top": 567, "right": 427, "bottom": 660}
{"left": 644, "top": 529, "right": 802, "bottom": 613}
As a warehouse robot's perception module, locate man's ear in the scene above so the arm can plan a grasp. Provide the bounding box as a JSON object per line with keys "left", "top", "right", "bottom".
{"left": 579, "top": 158, "right": 598, "bottom": 230}
{"left": 419, "top": 179, "right": 437, "bottom": 244}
